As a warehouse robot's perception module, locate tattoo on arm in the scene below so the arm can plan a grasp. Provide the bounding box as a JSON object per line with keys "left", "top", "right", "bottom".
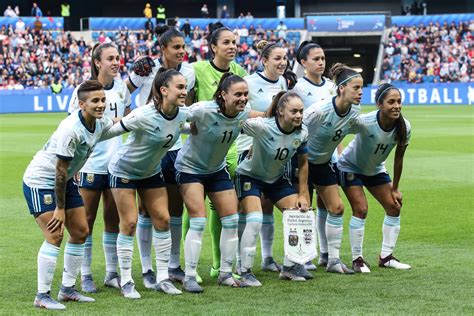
{"left": 55, "top": 159, "right": 69, "bottom": 209}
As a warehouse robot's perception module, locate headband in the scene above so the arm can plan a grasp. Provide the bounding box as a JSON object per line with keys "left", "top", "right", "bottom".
{"left": 338, "top": 74, "right": 361, "bottom": 86}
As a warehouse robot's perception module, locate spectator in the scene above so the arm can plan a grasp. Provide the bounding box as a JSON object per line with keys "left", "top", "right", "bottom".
{"left": 256, "top": 24, "right": 265, "bottom": 36}
{"left": 238, "top": 12, "right": 244, "bottom": 19}
{"left": 14, "top": 6, "right": 20, "bottom": 16}
{"left": 156, "top": 4, "right": 166, "bottom": 25}
{"left": 31, "top": 2, "right": 43, "bottom": 17}
{"left": 276, "top": 21, "right": 287, "bottom": 39}
{"left": 50, "top": 77, "right": 62, "bottom": 94}
{"left": 181, "top": 19, "right": 191, "bottom": 37}
{"left": 34, "top": 17, "right": 43, "bottom": 33}
{"left": 221, "top": 5, "right": 229, "bottom": 19}
{"left": 246, "top": 12, "right": 254, "bottom": 19}
{"left": 4, "top": 6, "right": 16, "bottom": 17}
{"left": 201, "top": 4, "right": 209, "bottom": 18}
{"left": 144, "top": 18, "right": 153, "bottom": 31}
{"left": 15, "top": 18, "right": 25, "bottom": 33}
{"left": 61, "top": 2, "right": 71, "bottom": 31}
{"left": 143, "top": 3, "right": 152, "bottom": 19}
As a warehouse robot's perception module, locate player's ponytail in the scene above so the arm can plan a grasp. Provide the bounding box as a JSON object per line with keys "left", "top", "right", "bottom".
{"left": 154, "top": 24, "right": 183, "bottom": 48}
{"left": 147, "top": 67, "right": 182, "bottom": 112}
{"left": 375, "top": 83, "right": 407, "bottom": 145}
{"left": 329, "top": 63, "right": 361, "bottom": 96}
{"left": 91, "top": 42, "right": 117, "bottom": 80}
{"left": 296, "top": 40, "right": 321, "bottom": 65}
{"left": 213, "top": 72, "right": 246, "bottom": 113}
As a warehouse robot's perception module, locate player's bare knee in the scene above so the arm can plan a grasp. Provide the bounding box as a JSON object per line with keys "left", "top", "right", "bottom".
{"left": 47, "top": 231, "right": 63, "bottom": 246}
{"left": 352, "top": 203, "right": 368, "bottom": 219}
{"left": 122, "top": 219, "right": 137, "bottom": 235}
{"left": 386, "top": 203, "right": 401, "bottom": 217}
{"left": 330, "top": 202, "right": 344, "bottom": 215}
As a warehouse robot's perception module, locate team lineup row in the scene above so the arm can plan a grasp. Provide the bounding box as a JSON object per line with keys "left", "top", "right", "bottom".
{"left": 22, "top": 23, "right": 411, "bottom": 310}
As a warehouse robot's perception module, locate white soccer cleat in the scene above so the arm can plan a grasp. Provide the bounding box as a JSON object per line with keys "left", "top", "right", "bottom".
{"left": 142, "top": 269, "right": 156, "bottom": 289}
{"left": 104, "top": 272, "right": 121, "bottom": 289}
{"left": 34, "top": 292, "right": 66, "bottom": 310}
{"left": 379, "top": 254, "right": 411, "bottom": 270}
{"left": 326, "top": 259, "right": 355, "bottom": 274}
{"left": 155, "top": 279, "right": 182, "bottom": 295}
{"left": 58, "top": 285, "right": 95, "bottom": 302}
{"left": 121, "top": 281, "right": 141, "bottom": 299}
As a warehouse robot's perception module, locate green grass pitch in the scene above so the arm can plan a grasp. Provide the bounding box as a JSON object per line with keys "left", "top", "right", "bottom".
{"left": 0, "top": 106, "right": 473, "bottom": 314}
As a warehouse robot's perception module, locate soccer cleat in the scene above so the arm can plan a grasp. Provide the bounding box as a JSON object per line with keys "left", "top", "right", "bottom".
{"left": 142, "top": 269, "right": 156, "bottom": 289}
{"left": 210, "top": 266, "right": 220, "bottom": 278}
{"left": 379, "top": 254, "right": 411, "bottom": 270}
{"left": 304, "top": 260, "right": 317, "bottom": 271}
{"left": 34, "top": 292, "right": 66, "bottom": 310}
{"left": 217, "top": 272, "right": 248, "bottom": 288}
{"left": 155, "top": 279, "right": 182, "bottom": 295}
{"left": 279, "top": 265, "right": 306, "bottom": 282}
{"left": 168, "top": 266, "right": 186, "bottom": 284}
{"left": 326, "top": 259, "right": 355, "bottom": 274}
{"left": 294, "top": 263, "right": 314, "bottom": 279}
{"left": 58, "top": 285, "right": 96, "bottom": 302}
{"left": 240, "top": 271, "right": 262, "bottom": 287}
{"left": 81, "top": 274, "right": 97, "bottom": 293}
{"left": 183, "top": 276, "right": 203, "bottom": 293}
{"left": 261, "top": 257, "right": 281, "bottom": 272}
{"left": 104, "top": 272, "right": 121, "bottom": 289}
{"left": 352, "top": 257, "right": 371, "bottom": 273}
{"left": 121, "top": 281, "right": 141, "bottom": 299}
{"left": 318, "top": 252, "right": 329, "bottom": 267}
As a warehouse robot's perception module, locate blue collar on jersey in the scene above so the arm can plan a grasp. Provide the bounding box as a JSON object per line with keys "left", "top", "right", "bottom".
{"left": 78, "top": 110, "right": 96, "bottom": 133}
{"left": 257, "top": 71, "right": 280, "bottom": 84}
{"left": 376, "top": 110, "right": 396, "bottom": 132}
{"left": 275, "top": 115, "right": 296, "bottom": 135}
{"left": 332, "top": 96, "right": 352, "bottom": 118}
{"left": 303, "top": 76, "right": 325, "bottom": 87}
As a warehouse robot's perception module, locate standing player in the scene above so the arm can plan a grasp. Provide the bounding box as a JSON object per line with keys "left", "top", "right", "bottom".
{"left": 337, "top": 83, "right": 411, "bottom": 272}
{"left": 236, "top": 91, "right": 310, "bottom": 286}
{"left": 237, "top": 40, "right": 288, "bottom": 273}
{"left": 126, "top": 25, "right": 195, "bottom": 288}
{"left": 176, "top": 73, "right": 263, "bottom": 293}
{"left": 107, "top": 69, "right": 189, "bottom": 298}
{"left": 23, "top": 80, "right": 111, "bottom": 310}
{"left": 187, "top": 22, "right": 248, "bottom": 278}
{"left": 303, "top": 63, "right": 363, "bottom": 274}
{"left": 292, "top": 41, "right": 337, "bottom": 270}
{"left": 67, "top": 42, "right": 131, "bottom": 293}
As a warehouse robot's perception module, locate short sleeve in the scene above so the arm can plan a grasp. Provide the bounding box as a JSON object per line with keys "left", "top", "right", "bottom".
{"left": 67, "top": 86, "right": 80, "bottom": 114}
{"left": 297, "top": 128, "right": 308, "bottom": 154}
{"left": 348, "top": 116, "right": 364, "bottom": 134}
{"left": 120, "top": 107, "right": 143, "bottom": 132}
{"left": 123, "top": 87, "right": 132, "bottom": 108}
{"left": 403, "top": 119, "right": 411, "bottom": 145}
{"left": 128, "top": 66, "right": 155, "bottom": 90}
{"left": 186, "top": 102, "right": 206, "bottom": 122}
{"left": 55, "top": 128, "right": 78, "bottom": 161}
{"left": 242, "top": 117, "right": 265, "bottom": 138}
{"left": 303, "top": 103, "right": 323, "bottom": 126}
{"left": 184, "top": 65, "right": 196, "bottom": 91}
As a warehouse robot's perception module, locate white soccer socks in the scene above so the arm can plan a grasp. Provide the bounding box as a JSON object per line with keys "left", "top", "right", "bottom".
{"left": 136, "top": 214, "right": 153, "bottom": 274}
{"left": 240, "top": 212, "right": 262, "bottom": 272}
{"left": 153, "top": 229, "right": 171, "bottom": 283}
{"left": 260, "top": 213, "right": 274, "bottom": 260}
{"left": 169, "top": 216, "right": 182, "bottom": 269}
{"left": 37, "top": 241, "right": 60, "bottom": 293}
{"left": 62, "top": 242, "right": 85, "bottom": 287}
{"left": 349, "top": 216, "right": 366, "bottom": 260}
{"left": 184, "top": 217, "right": 206, "bottom": 278}
{"left": 220, "top": 214, "right": 239, "bottom": 274}
{"left": 317, "top": 208, "right": 329, "bottom": 255}
{"left": 326, "top": 213, "right": 343, "bottom": 261}
{"left": 117, "top": 234, "right": 134, "bottom": 287}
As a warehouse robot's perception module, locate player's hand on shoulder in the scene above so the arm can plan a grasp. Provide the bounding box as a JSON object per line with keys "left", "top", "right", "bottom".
{"left": 133, "top": 55, "right": 155, "bottom": 77}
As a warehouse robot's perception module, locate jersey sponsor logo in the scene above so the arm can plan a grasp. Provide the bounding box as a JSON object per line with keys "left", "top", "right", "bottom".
{"left": 155, "top": 126, "right": 161, "bottom": 131}
{"left": 213, "top": 121, "right": 219, "bottom": 126}
{"left": 268, "top": 137, "right": 275, "bottom": 142}
{"left": 369, "top": 134, "right": 375, "bottom": 138}
{"left": 44, "top": 194, "right": 53, "bottom": 205}
{"left": 243, "top": 182, "right": 251, "bottom": 191}
{"left": 257, "top": 88, "right": 264, "bottom": 93}
{"left": 292, "top": 139, "right": 301, "bottom": 148}
{"left": 307, "top": 92, "right": 313, "bottom": 96}
{"left": 212, "top": 81, "right": 218, "bottom": 86}
{"left": 86, "top": 173, "right": 94, "bottom": 183}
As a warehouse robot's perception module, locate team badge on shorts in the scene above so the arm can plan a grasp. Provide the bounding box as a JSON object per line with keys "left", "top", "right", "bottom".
{"left": 243, "top": 182, "right": 251, "bottom": 191}
{"left": 288, "top": 228, "right": 299, "bottom": 246}
{"left": 121, "top": 178, "right": 130, "bottom": 184}
{"left": 44, "top": 194, "right": 53, "bottom": 205}
{"left": 346, "top": 173, "right": 355, "bottom": 181}
{"left": 292, "top": 139, "right": 301, "bottom": 148}
{"left": 238, "top": 120, "right": 244, "bottom": 128}
{"left": 86, "top": 173, "right": 94, "bottom": 183}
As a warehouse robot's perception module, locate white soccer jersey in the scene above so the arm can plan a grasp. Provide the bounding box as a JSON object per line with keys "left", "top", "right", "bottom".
{"left": 337, "top": 110, "right": 411, "bottom": 176}
{"left": 108, "top": 104, "right": 188, "bottom": 180}
{"left": 292, "top": 77, "right": 336, "bottom": 109}
{"left": 175, "top": 101, "right": 251, "bottom": 174}
{"left": 23, "top": 110, "right": 113, "bottom": 189}
{"left": 67, "top": 78, "right": 131, "bottom": 174}
{"left": 236, "top": 117, "right": 308, "bottom": 183}
{"left": 303, "top": 97, "right": 360, "bottom": 164}
{"left": 236, "top": 72, "right": 287, "bottom": 153}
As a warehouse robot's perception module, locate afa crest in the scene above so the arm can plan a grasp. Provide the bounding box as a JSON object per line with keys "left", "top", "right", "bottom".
{"left": 288, "top": 229, "right": 298, "bottom": 246}
{"left": 121, "top": 178, "right": 130, "bottom": 184}
{"left": 44, "top": 194, "right": 53, "bottom": 205}
{"left": 86, "top": 173, "right": 94, "bottom": 183}
{"left": 179, "top": 121, "right": 184, "bottom": 130}
{"left": 292, "top": 139, "right": 301, "bottom": 148}
{"left": 243, "top": 182, "right": 251, "bottom": 191}
{"left": 238, "top": 120, "right": 244, "bottom": 128}
{"left": 346, "top": 173, "right": 355, "bottom": 181}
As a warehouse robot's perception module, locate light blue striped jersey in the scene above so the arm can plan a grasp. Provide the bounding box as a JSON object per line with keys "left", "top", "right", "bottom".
{"left": 236, "top": 117, "right": 308, "bottom": 183}
{"left": 337, "top": 110, "right": 411, "bottom": 176}
{"left": 303, "top": 96, "right": 360, "bottom": 164}
{"left": 292, "top": 77, "right": 336, "bottom": 109}
{"left": 236, "top": 72, "right": 287, "bottom": 154}
{"left": 175, "top": 101, "right": 251, "bottom": 174}
{"left": 67, "top": 78, "right": 131, "bottom": 174}
{"left": 23, "top": 110, "right": 113, "bottom": 189}
{"left": 108, "top": 103, "right": 188, "bottom": 180}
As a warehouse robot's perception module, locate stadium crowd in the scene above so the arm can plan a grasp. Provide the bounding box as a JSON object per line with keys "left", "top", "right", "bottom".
{"left": 382, "top": 20, "right": 474, "bottom": 83}
{"left": 0, "top": 21, "right": 299, "bottom": 90}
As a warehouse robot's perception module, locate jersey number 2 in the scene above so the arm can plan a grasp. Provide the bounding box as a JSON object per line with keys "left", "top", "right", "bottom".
{"left": 163, "top": 134, "right": 173, "bottom": 148}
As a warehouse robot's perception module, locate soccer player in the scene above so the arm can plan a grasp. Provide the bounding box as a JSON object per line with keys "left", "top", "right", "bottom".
{"left": 237, "top": 40, "right": 288, "bottom": 273}
{"left": 175, "top": 73, "right": 262, "bottom": 293}
{"left": 337, "top": 83, "right": 411, "bottom": 272}
{"left": 236, "top": 91, "right": 310, "bottom": 286}
{"left": 303, "top": 63, "right": 363, "bottom": 274}
{"left": 67, "top": 42, "right": 131, "bottom": 293}
{"left": 187, "top": 22, "right": 248, "bottom": 278}
{"left": 292, "top": 41, "right": 338, "bottom": 270}
{"left": 23, "top": 80, "right": 112, "bottom": 310}
{"left": 126, "top": 25, "right": 195, "bottom": 289}
{"left": 107, "top": 69, "right": 189, "bottom": 298}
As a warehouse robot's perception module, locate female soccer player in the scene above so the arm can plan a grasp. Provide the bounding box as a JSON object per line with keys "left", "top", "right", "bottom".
{"left": 188, "top": 22, "right": 248, "bottom": 278}
{"left": 337, "top": 83, "right": 411, "bottom": 272}
{"left": 67, "top": 42, "right": 131, "bottom": 293}
{"left": 126, "top": 25, "right": 195, "bottom": 289}
{"left": 236, "top": 91, "right": 310, "bottom": 286}
{"left": 23, "top": 80, "right": 112, "bottom": 310}
{"left": 303, "top": 63, "right": 363, "bottom": 274}
{"left": 176, "top": 73, "right": 263, "bottom": 293}
{"left": 293, "top": 41, "right": 338, "bottom": 270}
{"left": 107, "top": 69, "right": 189, "bottom": 299}
{"left": 237, "top": 40, "right": 288, "bottom": 272}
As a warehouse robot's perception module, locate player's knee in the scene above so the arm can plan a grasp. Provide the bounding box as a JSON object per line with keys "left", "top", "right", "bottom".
{"left": 47, "top": 231, "right": 63, "bottom": 246}
{"left": 70, "top": 224, "right": 90, "bottom": 243}
{"left": 122, "top": 219, "right": 137, "bottom": 235}
{"left": 352, "top": 203, "right": 368, "bottom": 219}
{"left": 330, "top": 202, "right": 344, "bottom": 215}
{"left": 386, "top": 203, "right": 401, "bottom": 217}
